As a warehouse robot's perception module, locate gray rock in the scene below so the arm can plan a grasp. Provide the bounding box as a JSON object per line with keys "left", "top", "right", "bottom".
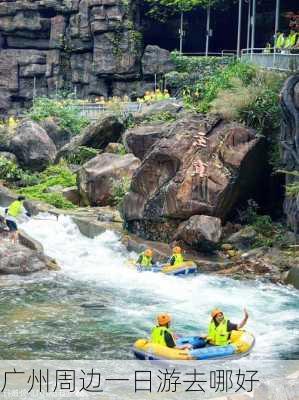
{"left": 57, "top": 113, "right": 124, "bottom": 160}
{"left": 77, "top": 152, "right": 140, "bottom": 206}
{"left": 227, "top": 226, "right": 257, "bottom": 249}
{"left": 45, "top": 185, "right": 64, "bottom": 193}
{"left": 40, "top": 117, "right": 71, "bottom": 150}
{"left": 0, "top": 241, "right": 49, "bottom": 274}
{"left": 285, "top": 266, "right": 299, "bottom": 289}
{"left": 134, "top": 99, "right": 183, "bottom": 125}
{"left": 142, "top": 45, "right": 174, "bottom": 75}
{"left": 123, "top": 122, "right": 174, "bottom": 160}
{"left": 0, "top": 185, "right": 17, "bottom": 207}
{"left": 62, "top": 186, "right": 81, "bottom": 206}
{"left": 174, "top": 215, "right": 222, "bottom": 251}
{"left": 0, "top": 151, "right": 17, "bottom": 163}
{"left": 10, "top": 120, "right": 57, "bottom": 171}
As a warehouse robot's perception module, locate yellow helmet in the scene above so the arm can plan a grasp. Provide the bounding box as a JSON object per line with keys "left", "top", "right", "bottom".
{"left": 173, "top": 246, "right": 182, "bottom": 254}
{"left": 157, "top": 313, "right": 171, "bottom": 326}
{"left": 211, "top": 308, "right": 223, "bottom": 318}
{"left": 144, "top": 249, "right": 153, "bottom": 257}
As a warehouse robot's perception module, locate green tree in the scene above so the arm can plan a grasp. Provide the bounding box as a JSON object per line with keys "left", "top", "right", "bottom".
{"left": 146, "top": 0, "right": 230, "bottom": 18}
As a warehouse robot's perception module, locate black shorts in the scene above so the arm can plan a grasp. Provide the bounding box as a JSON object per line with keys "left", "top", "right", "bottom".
{"left": 6, "top": 220, "right": 18, "bottom": 232}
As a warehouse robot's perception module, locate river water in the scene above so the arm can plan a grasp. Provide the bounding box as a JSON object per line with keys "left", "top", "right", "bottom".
{"left": 0, "top": 215, "right": 298, "bottom": 360}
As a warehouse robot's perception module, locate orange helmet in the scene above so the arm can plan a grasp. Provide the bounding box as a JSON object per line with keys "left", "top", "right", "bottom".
{"left": 211, "top": 308, "right": 223, "bottom": 318}
{"left": 144, "top": 249, "right": 153, "bottom": 257}
{"left": 173, "top": 246, "right": 182, "bottom": 254}
{"left": 157, "top": 313, "right": 171, "bottom": 326}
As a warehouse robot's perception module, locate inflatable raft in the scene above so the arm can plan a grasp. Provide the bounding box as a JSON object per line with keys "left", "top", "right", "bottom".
{"left": 133, "top": 330, "right": 255, "bottom": 361}
{"left": 128, "top": 260, "right": 197, "bottom": 276}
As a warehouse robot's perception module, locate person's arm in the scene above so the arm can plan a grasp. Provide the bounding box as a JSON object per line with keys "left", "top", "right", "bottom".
{"left": 169, "top": 256, "right": 175, "bottom": 266}
{"left": 164, "top": 331, "right": 176, "bottom": 348}
{"left": 237, "top": 308, "right": 249, "bottom": 330}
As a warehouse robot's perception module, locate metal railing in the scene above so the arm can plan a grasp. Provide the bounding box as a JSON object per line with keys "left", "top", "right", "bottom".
{"left": 70, "top": 102, "right": 143, "bottom": 121}
{"left": 241, "top": 48, "right": 299, "bottom": 72}
{"left": 181, "top": 51, "right": 236, "bottom": 57}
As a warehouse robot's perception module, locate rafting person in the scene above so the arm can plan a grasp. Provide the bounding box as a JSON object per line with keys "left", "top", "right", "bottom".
{"left": 206, "top": 308, "right": 249, "bottom": 346}
{"left": 169, "top": 246, "right": 184, "bottom": 266}
{"left": 5, "top": 196, "right": 30, "bottom": 243}
{"left": 151, "top": 313, "right": 191, "bottom": 349}
{"left": 136, "top": 248, "right": 154, "bottom": 270}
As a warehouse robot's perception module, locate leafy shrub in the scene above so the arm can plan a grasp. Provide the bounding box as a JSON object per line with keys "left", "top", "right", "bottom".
{"left": 66, "top": 146, "right": 98, "bottom": 165}
{"left": 0, "top": 156, "right": 39, "bottom": 185}
{"left": 170, "top": 52, "right": 233, "bottom": 73}
{"left": 166, "top": 54, "right": 234, "bottom": 98}
{"left": 116, "top": 144, "right": 127, "bottom": 156}
{"left": 111, "top": 176, "right": 131, "bottom": 208}
{"left": 238, "top": 199, "right": 289, "bottom": 248}
{"left": 18, "top": 162, "right": 76, "bottom": 209}
{"left": 27, "top": 97, "right": 89, "bottom": 135}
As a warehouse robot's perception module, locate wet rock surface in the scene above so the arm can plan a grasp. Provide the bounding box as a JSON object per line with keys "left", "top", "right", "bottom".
{"left": 0, "top": 240, "right": 58, "bottom": 275}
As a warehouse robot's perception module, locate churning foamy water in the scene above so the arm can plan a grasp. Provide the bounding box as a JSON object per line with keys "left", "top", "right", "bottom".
{"left": 0, "top": 214, "right": 297, "bottom": 360}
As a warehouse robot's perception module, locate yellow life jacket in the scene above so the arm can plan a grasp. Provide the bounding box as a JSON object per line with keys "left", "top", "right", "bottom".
{"left": 275, "top": 33, "right": 285, "bottom": 49}
{"left": 173, "top": 253, "right": 184, "bottom": 266}
{"left": 139, "top": 253, "right": 152, "bottom": 268}
{"left": 7, "top": 200, "right": 23, "bottom": 218}
{"left": 151, "top": 326, "right": 174, "bottom": 346}
{"left": 207, "top": 318, "right": 230, "bottom": 346}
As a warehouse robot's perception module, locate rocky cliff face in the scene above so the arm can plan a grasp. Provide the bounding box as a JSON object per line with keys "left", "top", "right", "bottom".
{"left": 123, "top": 112, "right": 266, "bottom": 243}
{"left": 280, "top": 74, "right": 299, "bottom": 234}
{"left": 0, "top": 0, "right": 173, "bottom": 114}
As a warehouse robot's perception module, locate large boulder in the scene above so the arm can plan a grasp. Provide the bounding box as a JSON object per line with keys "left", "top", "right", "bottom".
{"left": 10, "top": 120, "right": 57, "bottom": 171}
{"left": 280, "top": 75, "right": 299, "bottom": 233}
{"left": 123, "top": 122, "right": 174, "bottom": 159}
{"left": 142, "top": 45, "right": 174, "bottom": 75}
{"left": 40, "top": 117, "right": 71, "bottom": 150}
{"left": 77, "top": 153, "right": 141, "bottom": 206}
{"left": 285, "top": 266, "right": 299, "bottom": 289}
{"left": 57, "top": 114, "right": 124, "bottom": 160}
{"left": 0, "top": 185, "right": 17, "bottom": 206}
{"left": 0, "top": 241, "right": 53, "bottom": 274}
{"left": 174, "top": 215, "right": 222, "bottom": 251}
{"left": 123, "top": 114, "right": 265, "bottom": 242}
{"left": 133, "top": 99, "right": 184, "bottom": 125}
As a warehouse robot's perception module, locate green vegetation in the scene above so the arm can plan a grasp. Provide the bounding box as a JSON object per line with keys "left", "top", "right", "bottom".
{"left": 145, "top": 0, "right": 225, "bottom": 20}
{"left": 0, "top": 156, "right": 76, "bottom": 209}
{"left": 0, "top": 156, "right": 39, "bottom": 186}
{"left": 116, "top": 144, "right": 128, "bottom": 156}
{"left": 27, "top": 97, "right": 89, "bottom": 135}
{"left": 111, "top": 176, "right": 131, "bottom": 209}
{"left": 176, "top": 58, "right": 286, "bottom": 135}
{"left": 286, "top": 182, "right": 299, "bottom": 197}
{"left": 166, "top": 53, "right": 233, "bottom": 98}
{"left": 66, "top": 146, "right": 99, "bottom": 165}
{"left": 239, "top": 200, "right": 290, "bottom": 248}
{"left": 18, "top": 163, "right": 76, "bottom": 209}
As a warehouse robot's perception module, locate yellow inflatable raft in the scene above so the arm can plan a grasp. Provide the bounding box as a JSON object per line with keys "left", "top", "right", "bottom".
{"left": 128, "top": 260, "right": 197, "bottom": 276}
{"left": 133, "top": 330, "right": 255, "bottom": 360}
